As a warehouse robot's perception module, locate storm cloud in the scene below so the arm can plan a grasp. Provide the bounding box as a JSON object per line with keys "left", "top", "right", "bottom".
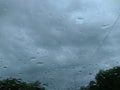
{"left": 0, "top": 0, "right": 120, "bottom": 89}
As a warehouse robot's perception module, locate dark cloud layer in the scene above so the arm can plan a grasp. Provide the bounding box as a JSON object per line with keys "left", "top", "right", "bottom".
{"left": 0, "top": 0, "right": 120, "bottom": 89}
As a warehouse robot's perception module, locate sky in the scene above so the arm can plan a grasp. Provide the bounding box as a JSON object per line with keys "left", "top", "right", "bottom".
{"left": 0, "top": 0, "right": 120, "bottom": 90}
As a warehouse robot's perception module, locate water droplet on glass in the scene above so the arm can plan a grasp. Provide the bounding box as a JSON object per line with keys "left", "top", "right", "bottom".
{"left": 3, "top": 66, "right": 7, "bottom": 69}
{"left": 43, "top": 83, "right": 48, "bottom": 86}
{"left": 18, "top": 72, "right": 23, "bottom": 75}
{"left": 30, "top": 57, "right": 37, "bottom": 61}
{"left": 31, "top": 57, "right": 36, "bottom": 59}
{"left": 36, "top": 62, "right": 44, "bottom": 65}
{"left": 78, "top": 17, "right": 84, "bottom": 20}
{"left": 89, "top": 73, "right": 92, "bottom": 75}
{"left": 82, "top": 66, "right": 86, "bottom": 69}
{"left": 79, "top": 70, "right": 82, "bottom": 73}
{"left": 76, "top": 17, "right": 84, "bottom": 24}
{"left": 116, "top": 61, "right": 119, "bottom": 64}
{"left": 101, "top": 24, "right": 109, "bottom": 29}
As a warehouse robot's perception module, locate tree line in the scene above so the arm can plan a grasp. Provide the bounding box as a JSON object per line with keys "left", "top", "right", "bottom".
{"left": 0, "top": 66, "right": 120, "bottom": 90}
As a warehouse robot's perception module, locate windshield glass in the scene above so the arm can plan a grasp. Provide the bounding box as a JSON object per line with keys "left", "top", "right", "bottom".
{"left": 0, "top": 0, "right": 119, "bottom": 90}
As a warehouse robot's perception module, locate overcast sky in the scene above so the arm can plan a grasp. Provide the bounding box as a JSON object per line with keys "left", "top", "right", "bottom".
{"left": 0, "top": 0, "right": 120, "bottom": 90}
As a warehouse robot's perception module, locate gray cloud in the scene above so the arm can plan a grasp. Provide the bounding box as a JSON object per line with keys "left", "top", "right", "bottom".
{"left": 0, "top": 0, "right": 120, "bottom": 89}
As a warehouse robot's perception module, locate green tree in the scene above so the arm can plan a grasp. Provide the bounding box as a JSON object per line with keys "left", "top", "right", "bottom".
{"left": 80, "top": 66, "right": 120, "bottom": 90}
{"left": 0, "top": 78, "right": 45, "bottom": 90}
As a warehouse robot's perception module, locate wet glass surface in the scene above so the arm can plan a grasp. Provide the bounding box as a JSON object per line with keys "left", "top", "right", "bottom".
{"left": 0, "top": 0, "right": 120, "bottom": 90}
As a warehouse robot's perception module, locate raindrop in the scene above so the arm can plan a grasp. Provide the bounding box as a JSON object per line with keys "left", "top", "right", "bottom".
{"left": 30, "top": 57, "right": 37, "bottom": 61}
{"left": 89, "top": 73, "right": 92, "bottom": 75}
{"left": 43, "top": 83, "right": 48, "bottom": 86}
{"left": 3, "top": 66, "right": 7, "bottom": 69}
{"left": 36, "top": 62, "right": 44, "bottom": 65}
{"left": 18, "top": 72, "right": 23, "bottom": 75}
{"left": 36, "top": 52, "right": 40, "bottom": 54}
{"left": 82, "top": 66, "right": 86, "bottom": 69}
{"left": 44, "top": 72, "right": 48, "bottom": 74}
{"left": 76, "top": 17, "right": 84, "bottom": 24}
{"left": 101, "top": 24, "right": 109, "bottom": 29}
{"left": 79, "top": 70, "right": 82, "bottom": 73}
{"left": 78, "top": 17, "right": 84, "bottom": 20}
{"left": 31, "top": 57, "right": 36, "bottom": 59}
{"left": 116, "top": 61, "right": 119, "bottom": 64}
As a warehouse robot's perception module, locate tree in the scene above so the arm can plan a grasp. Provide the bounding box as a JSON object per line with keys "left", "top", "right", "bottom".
{"left": 80, "top": 66, "right": 120, "bottom": 90}
{"left": 0, "top": 78, "right": 45, "bottom": 90}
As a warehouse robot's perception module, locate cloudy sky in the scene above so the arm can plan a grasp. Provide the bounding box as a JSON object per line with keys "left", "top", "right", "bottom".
{"left": 0, "top": 0, "right": 120, "bottom": 89}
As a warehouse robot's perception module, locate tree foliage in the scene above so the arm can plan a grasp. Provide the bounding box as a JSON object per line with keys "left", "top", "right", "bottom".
{"left": 0, "top": 78, "right": 45, "bottom": 90}
{"left": 80, "top": 66, "right": 120, "bottom": 90}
